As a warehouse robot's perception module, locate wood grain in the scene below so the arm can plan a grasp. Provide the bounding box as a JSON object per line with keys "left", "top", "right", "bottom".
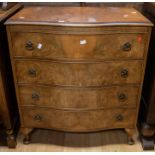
{"left": 18, "top": 85, "right": 139, "bottom": 109}
{"left": 5, "top": 6, "right": 152, "bottom": 144}
{"left": 11, "top": 32, "right": 147, "bottom": 60}
{"left": 15, "top": 60, "right": 143, "bottom": 86}
{"left": 5, "top": 6, "right": 152, "bottom": 26}
{"left": 21, "top": 107, "right": 136, "bottom": 132}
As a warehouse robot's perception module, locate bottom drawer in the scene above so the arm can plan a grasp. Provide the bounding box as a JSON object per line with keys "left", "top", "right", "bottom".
{"left": 21, "top": 107, "right": 136, "bottom": 132}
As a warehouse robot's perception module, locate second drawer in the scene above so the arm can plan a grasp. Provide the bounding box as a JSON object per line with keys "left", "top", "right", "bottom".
{"left": 15, "top": 60, "right": 143, "bottom": 86}
{"left": 18, "top": 85, "right": 139, "bottom": 109}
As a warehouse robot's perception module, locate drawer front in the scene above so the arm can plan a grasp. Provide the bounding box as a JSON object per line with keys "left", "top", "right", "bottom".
{"left": 19, "top": 85, "right": 139, "bottom": 109}
{"left": 21, "top": 107, "right": 136, "bottom": 131}
{"left": 12, "top": 32, "right": 146, "bottom": 60}
{"left": 15, "top": 60, "right": 143, "bottom": 86}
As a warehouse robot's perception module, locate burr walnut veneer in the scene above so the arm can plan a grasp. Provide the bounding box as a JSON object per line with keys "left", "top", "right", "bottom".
{"left": 5, "top": 6, "right": 153, "bottom": 145}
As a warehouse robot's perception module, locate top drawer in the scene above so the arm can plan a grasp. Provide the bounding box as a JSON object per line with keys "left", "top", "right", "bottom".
{"left": 11, "top": 32, "right": 147, "bottom": 60}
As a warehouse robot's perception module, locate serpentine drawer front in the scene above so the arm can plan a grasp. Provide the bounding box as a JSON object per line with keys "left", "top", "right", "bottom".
{"left": 21, "top": 107, "right": 136, "bottom": 132}
{"left": 18, "top": 85, "right": 139, "bottom": 109}
{"left": 12, "top": 32, "right": 147, "bottom": 60}
{"left": 15, "top": 60, "right": 143, "bottom": 86}
{"left": 5, "top": 6, "right": 152, "bottom": 145}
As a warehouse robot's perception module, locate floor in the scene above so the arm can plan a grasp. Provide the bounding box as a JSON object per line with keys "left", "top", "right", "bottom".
{"left": 0, "top": 128, "right": 152, "bottom": 152}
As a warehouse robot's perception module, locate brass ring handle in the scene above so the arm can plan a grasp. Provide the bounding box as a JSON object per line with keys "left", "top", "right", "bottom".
{"left": 116, "top": 114, "right": 123, "bottom": 121}
{"left": 33, "top": 114, "right": 42, "bottom": 122}
{"left": 25, "top": 41, "right": 34, "bottom": 50}
{"left": 32, "top": 93, "right": 39, "bottom": 100}
{"left": 28, "top": 68, "right": 37, "bottom": 77}
{"left": 121, "top": 69, "right": 128, "bottom": 78}
{"left": 122, "top": 42, "right": 132, "bottom": 51}
{"left": 118, "top": 93, "right": 127, "bottom": 101}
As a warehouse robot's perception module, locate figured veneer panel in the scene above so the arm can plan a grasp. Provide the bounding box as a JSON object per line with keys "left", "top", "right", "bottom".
{"left": 11, "top": 32, "right": 147, "bottom": 60}
{"left": 18, "top": 85, "right": 139, "bottom": 109}
{"left": 15, "top": 60, "right": 143, "bottom": 86}
{"left": 21, "top": 107, "right": 136, "bottom": 132}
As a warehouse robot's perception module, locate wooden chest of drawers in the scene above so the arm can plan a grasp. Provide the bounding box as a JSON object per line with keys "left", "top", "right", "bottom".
{"left": 5, "top": 6, "right": 152, "bottom": 145}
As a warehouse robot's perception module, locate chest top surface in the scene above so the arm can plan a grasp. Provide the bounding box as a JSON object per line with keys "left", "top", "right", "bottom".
{"left": 5, "top": 6, "right": 153, "bottom": 27}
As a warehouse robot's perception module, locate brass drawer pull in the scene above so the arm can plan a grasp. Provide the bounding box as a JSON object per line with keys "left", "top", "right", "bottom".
{"left": 25, "top": 41, "right": 34, "bottom": 50}
{"left": 121, "top": 69, "right": 128, "bottom": 78}
{"left": 116, "top": 114, "right": 123, "bottom": 121}
{"left": 122, "top": 42, "right": 132, "bottom": 51}
{"left": 33, "top": 114, "right": 42, "bottom": 122}
{"left": 28, "top": 68, "right": 37, "bottom": 77}
{"left": 32, "top": 93, "right": 39, "bottom": 100}
{"left": 118, "top": 93, "right": 127, "bottom": 101}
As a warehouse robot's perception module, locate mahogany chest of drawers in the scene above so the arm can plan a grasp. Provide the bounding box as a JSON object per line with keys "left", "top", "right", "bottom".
{"left": 5, "top": 6, "right": 152, "bottom": 145}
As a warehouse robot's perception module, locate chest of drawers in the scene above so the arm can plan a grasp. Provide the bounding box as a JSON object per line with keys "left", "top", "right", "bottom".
{"left": 5, "top": 6, "right": 152, "bottom": 145}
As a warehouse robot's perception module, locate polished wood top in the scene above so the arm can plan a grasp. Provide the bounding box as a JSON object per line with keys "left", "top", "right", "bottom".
{"left": 0, "top": 4, "right": 21, "bottom": 22}
{"left": 5, "top": 6, "right": 153, "bottom": 26}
